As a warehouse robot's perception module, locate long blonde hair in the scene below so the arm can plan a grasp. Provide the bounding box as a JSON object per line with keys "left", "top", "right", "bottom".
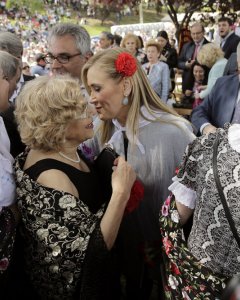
{"left": 82, "top": 47, "right": 185, "bottom": 145}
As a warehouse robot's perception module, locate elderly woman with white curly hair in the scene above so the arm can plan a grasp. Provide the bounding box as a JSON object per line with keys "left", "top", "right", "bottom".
{"left": 195, "top": 42, "right": 227, "bottom": 100}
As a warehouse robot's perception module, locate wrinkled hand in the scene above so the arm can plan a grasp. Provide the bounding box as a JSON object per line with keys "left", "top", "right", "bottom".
{"left": 194, "top": 91, "right": 200, "bottom": 99}
{"left": 202, "top": 124, "right": 217, "bottom": 135}
{"left": 111, "top": 156, "right": 136, "bottom": 199}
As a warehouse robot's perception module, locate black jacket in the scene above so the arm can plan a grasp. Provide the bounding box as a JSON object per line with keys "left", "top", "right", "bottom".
{"left": 222, "top": 33, "right": 240, "bottom": 59}
{"left": 178, "top": 38, "right": 209, "bottom": 92}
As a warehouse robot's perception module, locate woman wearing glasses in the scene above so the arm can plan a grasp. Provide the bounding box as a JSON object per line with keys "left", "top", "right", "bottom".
{"left": 13, "top": 74, "right": 136, "bottom": 299}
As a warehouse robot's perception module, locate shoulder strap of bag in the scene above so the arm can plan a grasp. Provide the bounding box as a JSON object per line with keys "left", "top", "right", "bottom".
{"left": 212, "top": 133, "right": 240, "bottom": 248}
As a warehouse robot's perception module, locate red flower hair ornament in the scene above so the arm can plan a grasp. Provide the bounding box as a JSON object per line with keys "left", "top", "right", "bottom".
{"left": 115, "top": 52, "right": 137, "bottom": 77}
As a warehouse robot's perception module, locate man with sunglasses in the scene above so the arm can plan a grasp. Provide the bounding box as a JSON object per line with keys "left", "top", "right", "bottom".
{"left": 47, "top": 23, "right": 93, "bottom": 102}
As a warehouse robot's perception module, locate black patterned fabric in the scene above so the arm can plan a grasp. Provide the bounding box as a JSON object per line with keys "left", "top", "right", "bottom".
{"left": 14, "top": 151, "right": 108, "bottom": 299}
{"left": 177, "top": 124, "right": 240, "bottom": 277}
{"left": 0, "top": 207, "right": 16, "bottom": 274}
{"left": 159, "top": 194, "right": 226, "bottom": 299}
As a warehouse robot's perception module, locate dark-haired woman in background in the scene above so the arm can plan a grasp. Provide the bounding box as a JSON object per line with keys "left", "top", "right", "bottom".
{"left": 156, "top": 30, "right": 178, "bottom": 92}
{"left": 184, "top": 61, "right": 209, "bottom": 108}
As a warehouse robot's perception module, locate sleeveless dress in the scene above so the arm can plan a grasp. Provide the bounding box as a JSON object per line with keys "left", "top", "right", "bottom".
{"left": 13, "top": 150, "right": 111, "bottom": 299}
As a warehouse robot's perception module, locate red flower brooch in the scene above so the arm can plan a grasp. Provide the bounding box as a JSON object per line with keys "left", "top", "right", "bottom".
{"left": 115, "top": 52, "right": 137, "bottom": 77}
{"left": 124, "top": 179, "right": 144, "bottom": 215}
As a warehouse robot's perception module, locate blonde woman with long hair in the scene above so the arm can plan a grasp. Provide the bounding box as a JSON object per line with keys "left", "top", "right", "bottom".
{"left": 81, "top": 47, "right": 195, "bottom": 299}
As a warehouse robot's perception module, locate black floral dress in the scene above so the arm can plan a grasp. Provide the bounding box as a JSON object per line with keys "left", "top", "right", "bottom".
{"left": 14, "top": 151, "right": 111, "bottom": 299}
{"left": 160, "top": 194, "right": 226, "bottom": 299}
{"left": 0, "top": 208, "right": 16, "bottom": 274}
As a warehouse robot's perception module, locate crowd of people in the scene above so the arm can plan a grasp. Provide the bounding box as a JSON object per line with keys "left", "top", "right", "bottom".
{"left": 0, "top": 7, "right": 240, "bottom": 300}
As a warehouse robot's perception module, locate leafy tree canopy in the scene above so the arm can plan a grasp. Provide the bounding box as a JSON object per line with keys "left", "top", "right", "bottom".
{"left": 6, "top": 0, "right": 44, "bottom": 12}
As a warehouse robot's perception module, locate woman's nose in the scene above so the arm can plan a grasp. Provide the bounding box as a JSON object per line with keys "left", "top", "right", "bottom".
{"left": 90, "top": 91, "right": 96, "bottom": 104}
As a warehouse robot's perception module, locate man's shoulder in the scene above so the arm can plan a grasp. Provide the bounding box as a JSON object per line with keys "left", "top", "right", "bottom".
{"left": 178, "top": 41, "right": 194, "bottom": 57}
{"left": 227, "top": 32, "right": 240, "bottom": 43}
{"left": 31, "top": 64, "right": 41, "bottom": 71}
{"left": 182, "top": 40, "right": 194, "bottom": 49}
{"left": 215, "top": 73, "right": 237, "bottom": 85}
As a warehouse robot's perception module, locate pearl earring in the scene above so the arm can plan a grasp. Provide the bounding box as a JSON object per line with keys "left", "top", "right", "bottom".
{"left": 122, "top": 96, "right": 129, "bottom": 106}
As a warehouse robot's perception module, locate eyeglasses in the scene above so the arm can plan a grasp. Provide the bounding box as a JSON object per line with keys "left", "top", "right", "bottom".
{"left": 22, "top": 66, "right": 30, "bottom": 70}
{"left": 45, "top": 53, "right": 82, "bottom": 64}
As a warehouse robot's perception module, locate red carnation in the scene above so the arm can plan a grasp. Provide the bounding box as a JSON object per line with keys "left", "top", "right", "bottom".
{"left": 124, "top": 179, "right": 144, "bottom": 215}
{"left": 115, "top": 52, "right": 137, "bottom": 77}
{"left": 170, "top": 262, "right": 181, "bottom": 275}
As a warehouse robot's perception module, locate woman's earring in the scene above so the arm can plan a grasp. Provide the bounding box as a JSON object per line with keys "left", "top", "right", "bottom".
{"left": 122, "top": 96, "right": 129, "bottom": 106}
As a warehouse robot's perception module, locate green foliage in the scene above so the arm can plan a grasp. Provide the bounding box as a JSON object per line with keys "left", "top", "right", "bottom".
{"left": 91, "top": 0, "right": 141, "bottom": 25}
{"left": 6, "top": 0, "right": 44, "bottom": 12}
{"left": 83, "top": 24, "right": 110, "bottom": 36}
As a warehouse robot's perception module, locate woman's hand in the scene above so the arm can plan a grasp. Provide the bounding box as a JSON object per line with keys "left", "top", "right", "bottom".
{"left": 194, "top": 90, "right": 200, "bottom": 99}
{"left": 198, "top": 85, "right": 207, "bottom": 91}
{"left": 111, "top": 156, "right": 136, "bottom": 201}
{"left": 100, "top": 156, "right": 136, "bottom": 249}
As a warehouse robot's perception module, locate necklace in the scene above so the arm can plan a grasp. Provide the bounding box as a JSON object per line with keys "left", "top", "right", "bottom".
{"left": 58, "top": 151, "right": 81, "bottom": 163}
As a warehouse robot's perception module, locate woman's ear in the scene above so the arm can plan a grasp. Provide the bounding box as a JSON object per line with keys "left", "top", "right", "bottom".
{"left": 123, "top": 77, "right": 132, "bottom": 96}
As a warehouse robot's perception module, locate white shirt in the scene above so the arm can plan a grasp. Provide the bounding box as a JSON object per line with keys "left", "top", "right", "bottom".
{"left": 0, "top": 117, "right": 16, "bottom": 210}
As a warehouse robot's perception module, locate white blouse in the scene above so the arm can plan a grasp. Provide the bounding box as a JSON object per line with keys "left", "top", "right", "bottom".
{"left": 0, "top": 117, "right": 16, "bottom": 210}
{"left": 169, "top": 124, "right": 240, "bottom": 209}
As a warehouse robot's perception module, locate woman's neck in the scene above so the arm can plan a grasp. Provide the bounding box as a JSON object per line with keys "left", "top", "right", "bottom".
{"left": 60, "top": 143, "right": 79, "bottom": 156}
{"left": 149, "top": 60, "right": 158, "bottom": 66}
{"left": 132, "top": 49, "right": 137, "bottom": 56}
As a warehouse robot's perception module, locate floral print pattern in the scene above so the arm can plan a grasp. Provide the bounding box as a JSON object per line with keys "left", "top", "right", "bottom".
{"left": 14, "top": 151, "right": 105, "bottom": 299}
{"left": 0, "top": 208, "right": 16, "bottom": 274}
{"left": 159, "top": 194, "right": 227, "bottom": 299}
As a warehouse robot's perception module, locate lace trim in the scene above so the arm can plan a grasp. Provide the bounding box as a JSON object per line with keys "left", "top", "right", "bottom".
{"left": 168, "top": 177, "right": 197, "bottom": 209}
